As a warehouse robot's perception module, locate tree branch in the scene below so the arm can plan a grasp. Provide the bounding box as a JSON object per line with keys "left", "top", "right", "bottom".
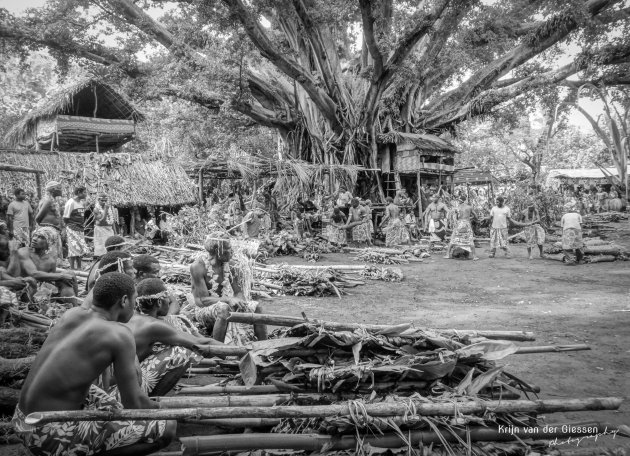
{"left": 0, "top": 23, "right": 144, "bottom": 78}
{"left": 156, "top": 88, "right": 224, "bottom": 111}
{"left": 358, "top": 0, "right": 384, "bottom": 77}
{"left": 232, "top": 100, "right": 296, "bottom": 130}
{"left": 223, "top": 0, "right": 339, "bottom": 129}
{"left": 422, "top": 40, "right": 630, "bottom": 129}
{"left": 426, "top": 0, "right": 617, "bottom": 112}
{"left": 104, "top": 0, "right": 176, "bottom": 49}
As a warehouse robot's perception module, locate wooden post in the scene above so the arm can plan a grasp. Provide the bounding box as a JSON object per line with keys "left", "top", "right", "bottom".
{"left": 35, "top": 172, "right": 42, "bottom": 199}
{"left": 393, "top": 172, "right": 401, "bottom": 192}
{"left": 438, "top": 158, "right": 443, "bottom": 188}
{"left": 95, "top": 134, "right": 99, "bottom": 153}
{"left": 198, "top": 170, "right": 204, "bottom": 206}
{"left": 466, "top": 183, "right": 470, "bottom": 202}
{"left": 416, "top": 171, "right": 422, "bottom": 217}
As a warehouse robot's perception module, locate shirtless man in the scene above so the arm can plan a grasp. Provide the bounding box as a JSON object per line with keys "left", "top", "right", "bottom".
{"left": 12, "top": 273, "right": 176, "bottom": 456}
{"left": 85, "top": 251, "right": 136, "bottom": 298}
{"left": 444, "top": 197, "right": 478, "bottom": 260}
{"left": 34, "top": 181, "right": 64, "bottom": 262}
{"left": 133, "top": 254, "right": 180, "bottom": 315}
{"left": 379, "top": 197, "right": 409, "bottom": 246}
{"left": 423, "top": 194, "right": 447, "bottom": 231}
{"left": 125, "top": 278, "right": 222, "bottom": 396}
{"left": 17, "top": 228, "right": 77, "bottom": 299}
{"left": 190, "top": 232, "right": 267, "bottom": 342}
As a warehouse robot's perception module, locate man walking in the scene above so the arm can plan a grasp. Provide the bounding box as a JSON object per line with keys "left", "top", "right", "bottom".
{"left": 7, "top": 188, "right": 34, "bottom": 247}
{"left": 561, "top": 206, "right": 584, "bottom": 265}
{"left": 488, "top": 196, "right": 515, "bottom": 258}
{"left": 63, "top": 186, "right": 90, "bottom": 270}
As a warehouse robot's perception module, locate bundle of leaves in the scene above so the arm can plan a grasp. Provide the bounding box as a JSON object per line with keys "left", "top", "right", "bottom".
{"left": 361, "top": 265, "right": 404, "bottom": 282}
{"left": 256, "top": 267, "right": 345, "bottom": 297}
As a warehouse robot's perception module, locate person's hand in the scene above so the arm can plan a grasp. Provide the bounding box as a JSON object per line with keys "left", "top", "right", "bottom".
{"left": 8, "top": 239, "right": 20, "bottom": 252}
{"left": 227, "top": 296, "right": 247, "bottom": 311}
{"left": 61, "top": 272, "right": 76, "bottom": 281}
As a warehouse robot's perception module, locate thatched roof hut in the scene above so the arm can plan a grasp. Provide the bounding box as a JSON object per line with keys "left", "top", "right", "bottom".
{"left": 0, "top": 150, "right": 196, "bottom": 207}
{"left": 4, "top": 78, "right": 144, "bottom": 152}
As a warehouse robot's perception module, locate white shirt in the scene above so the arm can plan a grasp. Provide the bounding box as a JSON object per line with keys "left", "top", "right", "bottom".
{"left": 561, "top": 212, "right": 582, "bottom": 230}
{"left": 490, "top": 206, "right": 511, "bottom": 229}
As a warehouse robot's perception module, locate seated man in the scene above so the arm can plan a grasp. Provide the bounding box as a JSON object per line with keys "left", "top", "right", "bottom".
{"left": 0, "top": 235, "right": 23, "bottom": 277}
{"left": 17, "top": 228, "right": 77, "bottom": 299}
{"left": 85, "top": 235, "right": 126, "bottom": 291}
{"left": 86, "top": 250, "right": 136, "bottom": 292}
{"left": 188, "top": 232, "right": 267, "bottom": 344}
{"left": 12, "top": 273, "right": 176, "bottom": 456}
{"left": 124, "top": 278, "right": 222, "bottom": 396}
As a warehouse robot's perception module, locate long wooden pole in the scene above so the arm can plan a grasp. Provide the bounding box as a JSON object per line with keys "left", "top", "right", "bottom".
{"left": 154, "top": 393, "right": 352, "bottom": 409}
{"left": 226, "top": 313, "right": 536, "bottom": 341}
{"left": 179, "top": 422, "right": 628, "bottom": 454}
{"left": 26, "top": 397, "right": 623, "bottom": 424}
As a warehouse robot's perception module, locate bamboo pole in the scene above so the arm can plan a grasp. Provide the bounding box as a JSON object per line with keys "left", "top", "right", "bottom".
{"left": 515, "top": 344, "right": 590, "bottom": 354}
{"left": 256, "top": 264, "right": 365, "bottom": 271}
{"left": 226, "top": 313, "right": 536, "bottom": 341}
{"left": 177, "top": 381, "right": 430, "bottom": 396}
{"left": 25, "top": 397, "right": 624, "bottom": 424}
{"left": 155, "top": 393, "right": 350, "bottom": 408}
{"left": 180, "top": 422, "right": 628, "bottom": 454}
{"left": 183, "top": 417, "right": 280, "bottom": 428}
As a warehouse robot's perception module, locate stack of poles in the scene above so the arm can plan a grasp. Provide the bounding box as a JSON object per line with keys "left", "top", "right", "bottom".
{"left": 22, "top": 313, "right": 628, "bottom": 454}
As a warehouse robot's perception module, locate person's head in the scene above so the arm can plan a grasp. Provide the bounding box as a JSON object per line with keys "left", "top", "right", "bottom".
{"left": 98, "top": 251, "right": 135, "bottom": 278}
{"left": 92, "top": 272, "right": 137, "bottom": 323}
{"left": 97, "top": 193, "right": 108, "bottom": 206}
{"left": 351, "top": 198, "right": 360, "bottom": 208}
{"left": 496, "top": 196, "right": 505, "bottom": 207}
{"left": 431, "top": 195, "right": 438, "bottom": 203}
{"left": 204, "top": 231, "right": 232, "bottom": 263}
{"left": 14, "top": 188, "right": 26, "bottom": 201}
{"left": 400, "top": 189, "right": 408, "bottom": 196}
{"left": 339, "top": 186, "right": 346, "bottom": 192}
{"left": 30, "top": 227, "right": 54, "bottom": 252}
{"left": 386, "top": 196, "right": 394, "bottom": 204}
{"left": 133, "top": 254, "right": 161, "bottom": 281}
{"left": 333, "top": 207, "right": 342, "bottom": 216}
{"left": 233, "top": 207, "right": 242, "bottom": 216}
{"left": 363, "top": 200, "right": 372, "bottom": 207}
{"left": 136, "top": 278, "right": 170, "bottom": 316}
{"left": 45, "top": 181, "right": 62, "bottom": 197}
{"left": 104, "top": 235, "right": 125, "bottom": 252}
{"left": 74, "top": 186, "right": 87, "bottom": 200}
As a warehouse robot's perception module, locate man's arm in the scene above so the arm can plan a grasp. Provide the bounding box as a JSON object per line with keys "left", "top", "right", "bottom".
{"left": 5, "top": 240, "right": 21, "bottom": 277}
{"left": 17, "top": 247, "right": 74, "bottom": 282}
{"left": 112, "top": 327, "right": 157, "bottom": 409}
{"left": 6, "top": 205, "right": 14, "bottom": 236}
{"left": 147, "top": 319, "right": 221, "bottom": 349}
{"left": 62, "top": 200, "right": 73, "bottom": 225}
{"left": 190, "top": 261, "right": 222, "bottom": 307}
{"left": 28, "top": 205, "right": 35, "bottom": 233}
{"left": 35, "top": 199, "right": 50, "bottom": 224}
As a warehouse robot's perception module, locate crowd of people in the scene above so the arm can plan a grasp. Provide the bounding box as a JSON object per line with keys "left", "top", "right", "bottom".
{"left": 0, "top": 177, "right": 598, "bottom": 455}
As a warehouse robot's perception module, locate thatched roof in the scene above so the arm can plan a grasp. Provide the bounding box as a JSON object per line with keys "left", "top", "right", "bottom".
{"left": 0, "top": 150, "right": 196, "bottom": 207}
{"left": 4, "top": 78, "right": 144, "bottom": 151}
{"left": 379, "top": 132, "right": 459, "bottom": 155}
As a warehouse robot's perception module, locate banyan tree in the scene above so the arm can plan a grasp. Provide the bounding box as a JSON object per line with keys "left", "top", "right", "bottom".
{"left": 2, "top": 0, "right": 630, "bottom": 197}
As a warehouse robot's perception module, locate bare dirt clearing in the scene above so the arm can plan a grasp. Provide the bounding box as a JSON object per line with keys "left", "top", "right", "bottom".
{"left": 262, "top": 226, "right": 630, "bottom": 449}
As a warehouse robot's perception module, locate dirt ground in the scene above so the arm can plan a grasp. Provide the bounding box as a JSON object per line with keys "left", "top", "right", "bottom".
{"left": 260, "top": 223, "right": 630, "bottom": 450}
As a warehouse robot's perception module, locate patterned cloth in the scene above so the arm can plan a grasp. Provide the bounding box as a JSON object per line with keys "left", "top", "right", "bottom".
{"left": 140, "top": 345, "right": 202, "bottom": 396}
{"left": 450, "top": 219, "right": 474, "bottom": 252}
{"left": 429, "top": 219, "right": 446, "bottom": 242}
{"left": 34, "top": 226, "right": 63, "bottom": 261}
{"left": 66, "top": 227, "right": 90, "bottom": 258}
{"left": 326, "top": 224, "right": 346, "bottom": 245}
{"left": 12, "top": 385, "right": 167, "bottom": 456}
{"left": 13, "top": 226, "right": 31, "bottom": 247}
{"left": 490, "top": 228, "right": 509, "bottom": 249}
{"left": 93, "top": 225, "right": 115, "bottom": 257}
{"left": 0, "top": 286, "right": 18, "bottom": 311}
{"left": 384, "top": 218, "right": 409, "bottom": 247}
{"left": 351, "top": 221, "right": 370, "bottom": 242}
{"left": 524, "top": 224, "right": 545, "bottom": 247}
{"left": 183, "top": 300, "right": 258, "bottom": 346}
{"left": 562, "top": 227, "right": 583, "bottom": 250}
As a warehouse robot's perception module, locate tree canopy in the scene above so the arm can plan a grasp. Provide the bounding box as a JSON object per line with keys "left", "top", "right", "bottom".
{"left": 2, "top": 0, "right": 629, "bottom": 177}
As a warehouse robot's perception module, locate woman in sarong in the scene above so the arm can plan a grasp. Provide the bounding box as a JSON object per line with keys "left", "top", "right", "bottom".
{"left": 93, "top": 194, "right": 117, "bottom": 257}
{"left": 379, "top": 197, "right": 410, "bottom": 247}
{"left": 521, "top": 204, "right": 546, "bottom": 260}
{"left": 326, "top": 207, "right": 347, "bottom": 246}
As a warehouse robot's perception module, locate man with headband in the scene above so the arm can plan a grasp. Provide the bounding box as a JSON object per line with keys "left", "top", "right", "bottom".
{"left": 188, "top": 232, "right": 267, "bottom": 343}
{"left": 34, "top": 181, "right": 64, "bottom": 262}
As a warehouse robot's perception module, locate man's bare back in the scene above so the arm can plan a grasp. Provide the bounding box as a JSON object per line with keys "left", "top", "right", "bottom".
{"left": 20, "top": 307, "right": 136, "bottom": 414}
{"left": 458, "top": 203, "right": 473, "bottom": 220}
